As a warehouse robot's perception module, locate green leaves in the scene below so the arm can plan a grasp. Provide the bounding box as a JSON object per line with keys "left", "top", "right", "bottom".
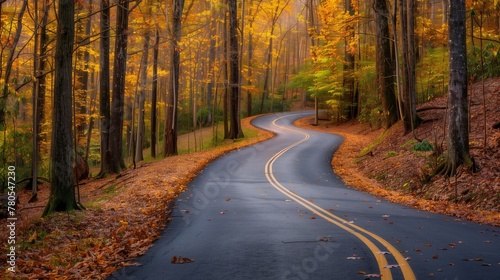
{"left": 411, "top": 140, "right": 434, "bottom": 152}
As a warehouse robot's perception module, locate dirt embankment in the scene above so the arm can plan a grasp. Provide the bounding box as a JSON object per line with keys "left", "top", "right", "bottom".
{"left": 295, "top": 78, "right": 500, "bottom": 227}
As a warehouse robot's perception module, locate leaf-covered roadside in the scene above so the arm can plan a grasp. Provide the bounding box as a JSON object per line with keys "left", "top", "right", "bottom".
{"left": 0, "top": 117, "right": 273, "bottom": 279}
{"left": 295, "top": 78, "right": 500, "bottom": 227}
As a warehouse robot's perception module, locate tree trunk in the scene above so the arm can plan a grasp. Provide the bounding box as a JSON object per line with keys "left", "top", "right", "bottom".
{"left": 207, "top": 3, "right": 217, "bottom": 123}
{"left": 109, "top": 0, "right": 130, "bottom": 172}
{"left": 442, "top": 0, "right": 449, "bottom": 25}
{"left": 164, "top": 0, "right": 185, "bottom": 156}
{"left": 375, "top": 0, "right": 398, "bottom": 129}
{"left": 260, "top": 32, "right": 274, "bottom": 114}
{"left": 126, "top": 95, "right": 135, "bottom": 159}
{"left": 228, "top": 0, "right": 243, "bottom": 139}
{"left": 246, "top": 0, "right": 254, "bottom": 117}
{"left": 260, "top": 3, "right": 280, "bottom": 115}
{"left": 307, "top": 0, "right": 319, "bottom": 125}
{"left": 35, "top": 0, "right": 50, "bottom": 159}
{"left": 399, "top": 0, "right": 409, "bottom": 132}
{"left": 74, "top": 1, "right": 90, "bottom": 140}
{"left": 43, "top": 0, "right": 80, "bottom": 216}
{"left": 444, "top": 0, "right": 472, "bottom": 176}
{"left": 399, "top": 0, "right": 420, "bottom": 135}
{"left": 223, "top": 5, "right": 229, "bottom": 139}
{"left": 84, "top": 88, "right": 97, "bottom": 164}
{"left": 99, "top": 0, "right": 111, "bottom": 176}
{"left": 343, "top": 0, "right": 356, "bottom": 120}
{"left": 151, "top": 28, "right": 159, "bottom": 158}
{"left": 406, "top": 0, "right": 419, "bottom": 130}
{"left": 259, "top": 0, "right": 290, "bottom": 114}
{"left": 135, "top": 31, "right": 150, "bottom": 162}
{"left": 31, "top": 0, "right": 51, "bottom": 197}
{"left": 497, "top": 2, "right": 500, "bottom": 35}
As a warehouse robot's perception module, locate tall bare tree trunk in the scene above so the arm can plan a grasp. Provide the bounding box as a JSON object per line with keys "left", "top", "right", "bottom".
{"left": 399, "top": 0, "right": 420, "bottom": 135}
{"left": 375, "top": 0, "right": 398, "bottom": 129}
{"left": 307, "top": 0, "right": 319, "bottom": 125}
{"left": 223, "top": 5, "right": 229, "bottom": 139}
{"left": 207, "top": 3, "right": 217, "bottom": 123}
{"left": 246, "top": 0, "right": 255, "bottom": 117}
{"left": 83, "top": 0, "right": 94, "bottom": 167}
{"left": 444, "top": 0, "right": 472, "bottom": 176}
{"left": 260, "top": 23, "right": 275, "bottom": 114}
{"left": 44, "top": 0, "right": 80, "bottom": 216}
{"left": 151, "top": 28, "right": 159, "bottom": 158}
{"left": 135, "top": 31, "right": 150, "bottom": 162}
{"left": 31, "top": 0, "right": 50, "bottom": 197}
{"left": 99, "top": 0, "right": 111, "bottom": 176}
{"left": 259, "top": 0, "right": 291, "bottom": 114}
{"left": 164, "top": 0, "right": 185, "bottom": 156}
{"left": 109, "top": 0, "right": 130, "bottom": 172}
{"left": 74, "top": 1, "right": 90, "bottom": 141}
{"left": 343, "top": 0, "right": 356, "bottom": 120}
{"left": 228, "top": 0, "right": 243, "bottom": 139}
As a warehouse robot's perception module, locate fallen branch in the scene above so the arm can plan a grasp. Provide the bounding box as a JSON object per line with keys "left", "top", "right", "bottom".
{"left": 20, "top": 205, "right": 46, "bottom": 211}
{"left": 17, "top": 177, "right": 50, "bottom": 185}
{"left": 416, "top": 106, "right": 447, "bottom": 112}
{"left": 421, "top": 117, "right": 442, "bottom": 124}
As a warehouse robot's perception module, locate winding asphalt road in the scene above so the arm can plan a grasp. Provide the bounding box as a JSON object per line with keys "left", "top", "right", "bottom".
{"left": 110, "top": 112, "right": 500, "bottom": 280}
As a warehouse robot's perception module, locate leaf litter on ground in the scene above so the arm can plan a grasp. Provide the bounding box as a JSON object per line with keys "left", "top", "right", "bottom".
{"left": 294, "top": 78, "right": 500, "bottom": 227}
{"left": 0, "top": 117, "right": 273, "bottom": 279}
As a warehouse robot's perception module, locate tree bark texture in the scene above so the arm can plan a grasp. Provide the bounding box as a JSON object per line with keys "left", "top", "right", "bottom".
{"left": 99, "top": 0, "right": 111, "bottom": 175}
{"left": 343, "top": 0, "right": 356, "bottom": 120}
{"left": 164, "top": 0, "right": 185, "bottom": 156}
{"left": 246, "top": 0, "right": 254, "bottom": 117}
{"left": 207, "top": 4, "right": 217, "bottom": 122}
{"left": 74, "top": 1, "right": 90, "bottom": 139}
{"left": 228, "top": 0, "right": 243, "bottom": 139}
{"left": 374, "top": 0, "right": 398, "bottom": 129}
{"left": 399, "top": 0, "right": 420, "bottom": 134}
{"left": 44, "top": 0, "right": 79, "bottom": 215}
{"left": 151, "top": 28, "right": 159, "bottom": 158}
{"left": 31, "top": 0, "right": 51, "bottom": 197}
{"left": 109, "top": 0, "right": 129, "bottom": 172}
{"left": 136, "top": 31, "right": 150, "bottom": 162}
{"left": 445, "top": 0, "right": 471, "bottom": 175}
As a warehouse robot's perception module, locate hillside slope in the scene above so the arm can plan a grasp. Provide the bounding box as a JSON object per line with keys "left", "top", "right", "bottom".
{"left": 296, "top": 77, "right": 500, "bottom": 226}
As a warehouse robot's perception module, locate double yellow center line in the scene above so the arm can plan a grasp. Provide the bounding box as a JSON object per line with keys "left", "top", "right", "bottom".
{"left": 264, "top": 115, "right": 416, "bottom": 280}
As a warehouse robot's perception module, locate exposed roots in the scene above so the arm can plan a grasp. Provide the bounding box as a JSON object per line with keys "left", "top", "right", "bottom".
{"left": 437, "top": 160, "right": 457, "bottom": 177}
{"left": 436, "top": 156, "right": 478, "bottom": 178}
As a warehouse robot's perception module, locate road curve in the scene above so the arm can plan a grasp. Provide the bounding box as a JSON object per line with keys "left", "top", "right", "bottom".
{"left": 110, "top": 112, "right": 500, "bottom": 280}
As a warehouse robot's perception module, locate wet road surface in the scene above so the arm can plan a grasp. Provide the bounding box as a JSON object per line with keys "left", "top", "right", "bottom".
{"left": 110, "top": 112, "right": 500, "bottom": 280}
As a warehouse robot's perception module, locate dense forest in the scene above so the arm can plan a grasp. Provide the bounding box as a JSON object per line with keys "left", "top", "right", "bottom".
{"left": 1, "top": 0, "right": 499, "bottom": 214}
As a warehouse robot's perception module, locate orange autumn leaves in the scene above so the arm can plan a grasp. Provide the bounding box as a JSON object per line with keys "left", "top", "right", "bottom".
{"left": 0, "top": 116, "right": 273, "bottom": 279}
{"left": 171, "top": 256, "right": 195, "bottom": 264}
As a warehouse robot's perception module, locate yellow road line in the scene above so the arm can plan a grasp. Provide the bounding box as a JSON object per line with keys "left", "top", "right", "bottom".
{"left": 264, "top": 115, "right": 416, "bottom": 280}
